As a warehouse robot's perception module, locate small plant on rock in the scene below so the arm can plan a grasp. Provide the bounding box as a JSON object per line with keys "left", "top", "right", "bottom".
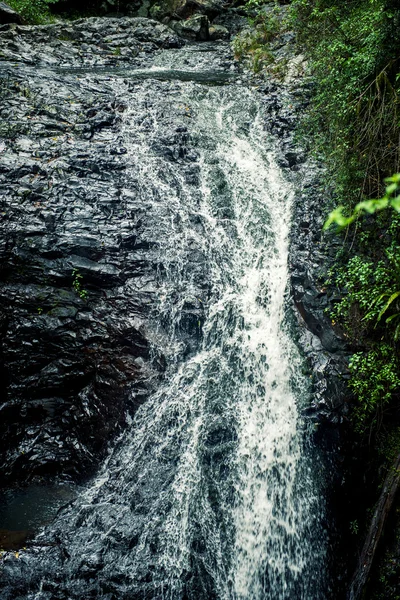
{"left": 72, "top": 269, "right": 88, "bottom": 300}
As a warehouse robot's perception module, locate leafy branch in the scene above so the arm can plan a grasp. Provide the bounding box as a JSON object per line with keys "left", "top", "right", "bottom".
{"left": 324, "top": 174, "right": 400, "bottom": 230}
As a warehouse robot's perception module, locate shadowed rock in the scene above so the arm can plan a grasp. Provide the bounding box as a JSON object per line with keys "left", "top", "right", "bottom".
{"left": 0, "top": 17, "right": 186, "bottom": 486}
{"left": 0, "top": 2, "right": 23, "bottom": 25}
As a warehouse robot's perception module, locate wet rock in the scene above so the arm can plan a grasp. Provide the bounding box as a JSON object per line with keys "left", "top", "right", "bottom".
{"left": 209, "top": 24, "right": 229, "bottom": 40}
{"left": 288, "top": 164, "right": 351, "bottom": 426}
{"left": 0, "top": 2, "right": 23, "bottom": 25}
{"left": 0, "top": 15, "right": 232, "bottom": 489}
{"left": 212, "top": 11, "right": 248, "bottom": 36}
{"left": 171, "top": 14, "right": 210, "bottom": 41}
{"left": 0, "top": 17, "right": 194, "bottom": 486}
{"left": 0, "top": 17, "right": 184, "bottom": 68}
{"left": 257, "top": 63, "right": 351, "bottom": 426}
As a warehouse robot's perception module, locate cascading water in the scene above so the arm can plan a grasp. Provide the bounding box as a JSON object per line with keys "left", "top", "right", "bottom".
{"left": 1, "top": 44, "right": 327, "bottom": 600}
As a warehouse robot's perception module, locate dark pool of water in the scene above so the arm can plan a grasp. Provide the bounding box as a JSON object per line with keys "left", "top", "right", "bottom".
{"left": 0, "top": 483, "right": 78, "bottom": 549}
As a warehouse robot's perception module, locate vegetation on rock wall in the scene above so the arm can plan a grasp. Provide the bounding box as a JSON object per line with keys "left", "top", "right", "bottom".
{"left": 290, "top": 0, "right": 400, "bottom": 202}
{"left": 324, "top": 176, "right": 400, "bottom": 436}
{"left": 232, "top": 3, "right": 280, "bottom": 73}
{"left": 277, "top": 0, "right": 400, "bottom": 441}
{"left": 285, "top": 1, "right": 400, "bottom": 595}
{"left": 7, "top": 0, "right": 59, "bottom": 23}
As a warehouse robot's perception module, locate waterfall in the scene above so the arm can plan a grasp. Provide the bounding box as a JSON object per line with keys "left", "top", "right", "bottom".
{"left": 3, "top": 44, "right": 327, "bottom": 600}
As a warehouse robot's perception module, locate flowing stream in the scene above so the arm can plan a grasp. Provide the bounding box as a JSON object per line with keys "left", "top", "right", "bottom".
{"left": 2, "top": 44, "right": 327, "bottom": 599}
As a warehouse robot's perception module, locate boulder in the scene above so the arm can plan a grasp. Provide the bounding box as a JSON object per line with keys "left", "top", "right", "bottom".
{"left": 171, "top": 14, "right": 209, "bottom": 41}
{"left": 152, "top": 0, "right": 225, "bottom": 21}
{"left": 209, "top": 24, "right": 229, "bottom": 40}
{"left": 0, "top": 2, "right": 23, "bottom": 24}
{"left": 186, "top": 0, "right": 225, "bottom": 18}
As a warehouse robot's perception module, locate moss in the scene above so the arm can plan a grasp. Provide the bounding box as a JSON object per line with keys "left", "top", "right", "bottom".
{"left": 231, "top": 2, "right": 287, "bottom": 76}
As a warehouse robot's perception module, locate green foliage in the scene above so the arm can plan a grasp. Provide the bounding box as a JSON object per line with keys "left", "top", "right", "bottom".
{"left": 324, "top": 174, "right": 400, "bottom": 230}
{"left": 292, "top": 1, "right": 400, "bottom": 439}
{"left": 330, "top": 257, "right": 390, "bottom": 330}
{"left": 349, "top": 345, "right": 400, "bottom": 432}
{"left": 327, "top": 228, "right": 400, "bottom": 432}
{"left": 325, "top": 171, "right": 400, "bottom": 432}
{"left": 232, "top": 13, "right": 279, "bottom": 73}
{"left": 7, "top": 0, "right": 59, "bottom": 23}
{"left": 289, "top": 3, "right": 400, "bottom": 592}
{"left": 350, "top": 519, "right": 359, "bottom": 535}
{"left": 324, "top": 178, "right": 400, "bottom": 435}
{"left": 72, "top": 269, "right": 88, "bottom": 300}
{"left": 289, "top": 0, "right": 400, "bottom": 204}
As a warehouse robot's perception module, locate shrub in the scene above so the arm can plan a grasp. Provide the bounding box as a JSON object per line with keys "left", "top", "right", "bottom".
{"left": 349, "top": 345, "right": 400, "bottom": 433}
{"left": 289, "top": 0, "right": 400, "bottom": 205}
{"left": 7, "top": 0, "right": 59, "bottom": 24}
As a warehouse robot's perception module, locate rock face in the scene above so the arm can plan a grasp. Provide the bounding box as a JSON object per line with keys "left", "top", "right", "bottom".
{"left": 0, "top": 11, "right": 361, "bottom": 599}
{"left": 0, "top": 17, "right": 184, "bottom": 485}
{"left": 256, "top": 71, "right": 351, "bottom": 426}
{"left": 0, "top": 6, "right": 348, "bottom": 505}
{"left": 0, "top": 17, "right": 183, "bottom": 67}
{"left": 0, "top": 2, "right": 23, "bottom": 25}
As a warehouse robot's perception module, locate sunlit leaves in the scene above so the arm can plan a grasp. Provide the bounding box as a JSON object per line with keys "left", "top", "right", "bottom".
{"left": 324, "top": 174, "right": 400, "bottom": 230}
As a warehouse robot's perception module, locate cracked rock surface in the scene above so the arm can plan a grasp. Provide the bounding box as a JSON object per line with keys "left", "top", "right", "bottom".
{"left": 0, "top": 17, "right": 186, "bottom": 485}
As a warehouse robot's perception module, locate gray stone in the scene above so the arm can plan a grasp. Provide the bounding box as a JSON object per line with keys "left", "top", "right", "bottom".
{"left": 0, "top": 16, "right": 188, "bottom": 487}
{"left": 209, "top": 24, "right": 229, "bottom": 40}
{"left": 171, "top": 14, "right": 209, "bottom": 41}
{"left": 170, "top": 0, "right": 226, "bottom": 19}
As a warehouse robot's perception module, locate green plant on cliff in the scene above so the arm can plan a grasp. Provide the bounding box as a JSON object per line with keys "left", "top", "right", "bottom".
{"left": 326, "top": 175, "right": 400, "bottom": 337}
{"left": 290, "top": 0, "right": 400, "bottom": 205}
{"left": 329, "top": 256, "right": 392, "bottom": 334}
{"left": 289, "top": 1, "right": 400, "bottom": 441}
{"left": 232, "top": 2, "right": 281, "bottom": 74}
{"left": 72, "top": 269, "right": 88, "bottom": 300}
{"left": 324, "top": 173, "right": 400, "bottom": 434}
{"left": 7, "top": 0, "right": 59, "bottom": 23}
{"left": 349, "top": 346, "right": 400, "bottom": 433}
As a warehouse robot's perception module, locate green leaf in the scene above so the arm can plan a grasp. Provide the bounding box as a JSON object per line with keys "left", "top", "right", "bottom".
{"left": 385, "top": 174, "right": 400, "bottom": 184}
{"left": 355, "top": 198, "right": 389, "bottom": 214}
{"left": 323, "top": 206, "right": 354, "bottom": 230}
{"left": 386, "top": 183, "right": 398, "bottom": 196}
{"left": 377, "top": 291, "right": 400, "bottom": 322}
{"left": 390, "top": 196, "right": 400, "bottom": 212}
{"left": 385, "top": 313, "right": 400, "bottom": 324}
